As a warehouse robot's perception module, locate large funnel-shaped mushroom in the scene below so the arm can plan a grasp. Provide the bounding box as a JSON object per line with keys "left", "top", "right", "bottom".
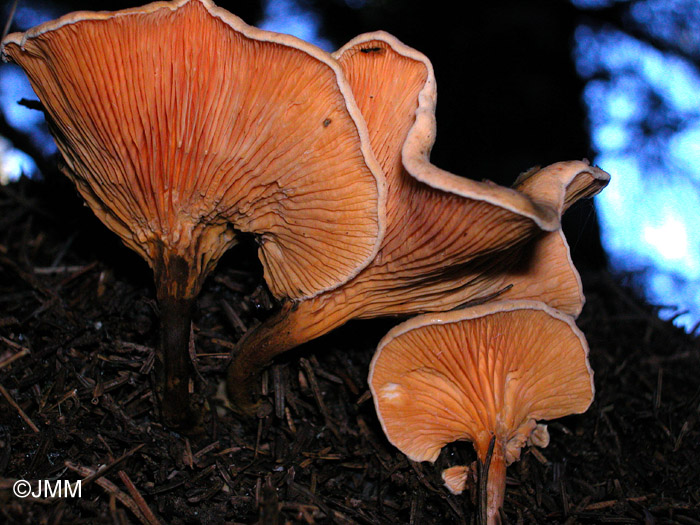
{"left": 227, "top": 32, "right": 608, "bottom": 412}
{"left": 369, "top": 300, "right": 594, "bottom": 524}
{"left": 2, "top": 0, "right": 385, "bottom": 427}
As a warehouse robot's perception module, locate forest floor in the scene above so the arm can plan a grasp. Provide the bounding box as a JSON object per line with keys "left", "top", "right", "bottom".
{"left": 0, "top": 174, "right": 699, "bottom": 525}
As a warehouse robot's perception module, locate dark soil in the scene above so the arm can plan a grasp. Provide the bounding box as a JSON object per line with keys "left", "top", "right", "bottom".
{"left": 0, "top": 174, "right": 699, "bottom": 524}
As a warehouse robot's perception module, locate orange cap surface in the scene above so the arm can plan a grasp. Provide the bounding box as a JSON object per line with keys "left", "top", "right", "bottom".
{"left": 369, "top": 300, "right": 594, "bottom": 522}
{"left": 333, "top": 33, "right": 609, "bottom": 318}
{"left": 2, "top": 0, "right": 385, "bottom": 300}
{"left": 441, "top": 465, "right": 471, "bottom": 496}
{"left": 369, "top": 300, "right": 594, "bottom": 464}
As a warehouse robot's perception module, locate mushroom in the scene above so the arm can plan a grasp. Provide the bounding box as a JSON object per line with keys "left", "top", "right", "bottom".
{"left": 368, "top": 300, "right": 595, "bottom": 524}
{"left": 442, "top": 465, "right": 472, "bottom": 496}
{"left": 2, "top": 0, "right": 385, "bottom": 427}
{"left": 226, "top": 31, "right": 608, "bottom": 412}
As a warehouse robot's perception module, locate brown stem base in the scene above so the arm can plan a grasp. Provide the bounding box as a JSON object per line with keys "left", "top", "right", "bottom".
{"left": 157, "top": 295, "right": 197, "bottom": 429}
{"left": 226, "top": 304, "right": 297, "bottom": 417}
{"left": 226, "top": 296, "right": 352, "bottom": 416}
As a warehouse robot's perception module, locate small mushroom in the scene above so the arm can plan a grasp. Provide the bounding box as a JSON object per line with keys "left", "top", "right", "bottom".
{"left": 227, "top": 32, "right": 608, "bottom": 412}
{"left": 2, "top": 0, "right": 385, "bottom": 427}
{"left": 442, "top": 465, "right": 472, "bottom": 496}
{"left": 369, "top": 300, "right": 594, "bottom": 524}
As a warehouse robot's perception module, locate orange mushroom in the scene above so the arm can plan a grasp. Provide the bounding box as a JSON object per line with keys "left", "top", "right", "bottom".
{"left": 369, "top": 300, "right": 594, "bottom": 524}
{"left": 2, "top": 0, "right": 385, "bottom": 427}
{"left": 442, "top": 465, "right": 472, "bottom": 496}
{"left": 226, "top": 31, "right": 608, "bottom": 412}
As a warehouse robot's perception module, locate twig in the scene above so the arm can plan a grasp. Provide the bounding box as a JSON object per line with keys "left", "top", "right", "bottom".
{"left": 216, "top": 460, "right": 238, "bottom": 493}
{"left": 477, "top": 436, "right": 496, "bottom": 525}
{"left": 0, "top": 346, "right": 30, "bottom": 370}
{"left": 0, "top": 334, "right": 28, "bottom": 351}
{"left": 118, "top": 470, "right": 162, "bottom": 525}
{"left": 653, "top": 368, "right": 663, "bottom": 417}
{"left": 0, "top": 382, "right": 39, "bottom": 432}
{"left": 582, "top": 495, "right": 650, "bottom": 511}
{"left": 273, "top": 364, "right": 285, "bottom": 419}
{"left": 187, "top": 322, "right": 205, "bottom": 383}
{"left": 82, "top": 444, "right": 146, "bottom": 488}
{"left": 183, "top": 438, "right": 194, "bottom": 469}
{"left": 356, "top": 390, "right": 372, "bottom": 405}
{"left": 220, "top": 298, "right": 247, "bottom": 334}
{"left": 299, "top": 357, "right": 340, "bottom": 440}
{"left": 193, "top": 441, "right": 220, "bottom": 459}
{"left": 1, "top": 0, "right": 18, "bottom": 43}
{"left": 43, "top": 388, "right": 78, "bottom": 413}
{"left": 65, "top": 462, "right": 151, "bottom": 525}
{"left": 33, "top": 265, "right": 87, "bottom": 275}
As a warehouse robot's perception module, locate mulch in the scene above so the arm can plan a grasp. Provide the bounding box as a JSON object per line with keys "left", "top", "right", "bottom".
{"left": 0, "top": 174, "right": 698, "bottom": 524}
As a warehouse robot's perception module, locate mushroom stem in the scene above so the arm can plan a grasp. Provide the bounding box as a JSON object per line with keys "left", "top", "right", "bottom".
{"left": 485, "top": 446, "right": 507, "bottom": 525}
{"left": 153, "top": 251, "right": 200, "bottom": 429}
{"left": 157, "top": 294, "right": 196, "bottom": 429}
{"left": 477, "top": 437, "right": 507, "bottom": 525}
{"left": 227, "top": 296, "right": 354, "bottom": 415}
{"left": 226, "top": 303, "right": 300, "bottom": 415}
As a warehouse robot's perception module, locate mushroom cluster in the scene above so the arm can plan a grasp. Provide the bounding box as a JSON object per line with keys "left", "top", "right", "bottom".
{"left": 4, "top": 1, "right": 606, "bottom": 519}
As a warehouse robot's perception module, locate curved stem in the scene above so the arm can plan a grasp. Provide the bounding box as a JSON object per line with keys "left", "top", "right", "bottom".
{"left": 227, "top": 295, "right": 353, "bottom": 415}
{"left": 226, "top": 306, "right": 293, "bottom": 416}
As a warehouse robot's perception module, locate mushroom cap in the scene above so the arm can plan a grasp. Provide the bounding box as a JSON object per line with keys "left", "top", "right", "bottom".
{"left": 2, "top": 0, "right": 385, "bottom": 300}
{"left": 493, "top": 229, "right": 585, "bottom": 316}
{"left": 368, "top": 300, "right": 594, "bottom": 464}
{"left": 332, "top": 33, "right": 608, "bottom": 317}
{"left": 528, "top": 423, "right": 550, "bottom": 449}
{"left": 336, "top": 32, "right": 609, "bottom": 233}
{"left": 441, "top": 465, "right": 471, "bottom": 496}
